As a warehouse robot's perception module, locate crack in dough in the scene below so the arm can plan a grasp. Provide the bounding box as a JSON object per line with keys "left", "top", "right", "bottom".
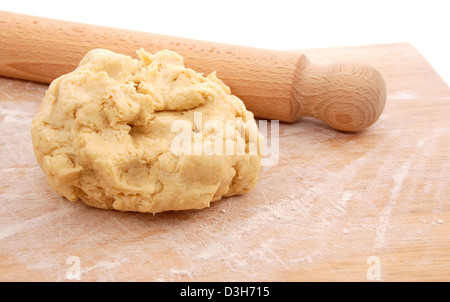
{"left": 31, "top": 48, "right": 262, "bottom": 213}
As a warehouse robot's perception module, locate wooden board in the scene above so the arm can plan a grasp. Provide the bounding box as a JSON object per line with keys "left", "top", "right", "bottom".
{"left": 0, "top": 43, "right": 449, "bottom": 281}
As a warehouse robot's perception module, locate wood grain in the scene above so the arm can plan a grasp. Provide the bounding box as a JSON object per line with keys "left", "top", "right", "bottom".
{"left": 0, "top": 43, "right": 449, "bottom": 282}
{"left": 0, "top": 10, "right": 385, "bottom": 131}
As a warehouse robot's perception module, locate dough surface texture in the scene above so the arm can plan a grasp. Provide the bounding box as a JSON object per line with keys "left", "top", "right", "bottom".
{"left": 31, "top": 49, "right": 261, "bottom": 213}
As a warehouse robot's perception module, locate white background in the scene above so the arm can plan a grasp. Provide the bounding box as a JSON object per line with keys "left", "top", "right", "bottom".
{"left": 2, "top": 0, "right": 449, "bottom": 85}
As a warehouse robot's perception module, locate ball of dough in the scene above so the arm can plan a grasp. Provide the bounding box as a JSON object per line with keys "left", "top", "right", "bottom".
{"left": 31, "top": 48, "right": 262, "bottom": 213}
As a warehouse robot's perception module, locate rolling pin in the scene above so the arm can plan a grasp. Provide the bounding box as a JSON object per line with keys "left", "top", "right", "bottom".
{"left": 0, "top": 10, "right": 386, "bottom": 131}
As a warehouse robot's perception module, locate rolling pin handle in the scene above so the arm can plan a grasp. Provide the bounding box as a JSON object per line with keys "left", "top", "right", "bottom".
{"left": 291, "top": 55, "right": 387, "bottom": 132}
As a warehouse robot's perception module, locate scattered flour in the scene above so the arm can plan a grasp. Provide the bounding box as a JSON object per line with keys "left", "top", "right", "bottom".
{"left": 389, "top": 91, "right": 418, "bottom": 100}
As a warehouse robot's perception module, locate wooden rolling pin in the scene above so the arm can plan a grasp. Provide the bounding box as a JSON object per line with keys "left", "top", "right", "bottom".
{"left": 0, "top": 10, "right": 386, "bottom": 131}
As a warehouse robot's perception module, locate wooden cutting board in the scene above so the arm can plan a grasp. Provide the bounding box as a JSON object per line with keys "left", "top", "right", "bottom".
{"left": 0, "top": 43, "right": 449, "bottom": 281}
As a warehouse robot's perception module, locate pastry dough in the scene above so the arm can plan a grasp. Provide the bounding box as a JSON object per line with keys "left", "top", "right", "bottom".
{"left": 31, "top": 49, "right": 261, "bottom": 213}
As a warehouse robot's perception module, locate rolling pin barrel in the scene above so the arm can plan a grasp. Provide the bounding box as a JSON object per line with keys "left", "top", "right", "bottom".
{"left": 0, "top": 10, "right": 386, "bottom": 131}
